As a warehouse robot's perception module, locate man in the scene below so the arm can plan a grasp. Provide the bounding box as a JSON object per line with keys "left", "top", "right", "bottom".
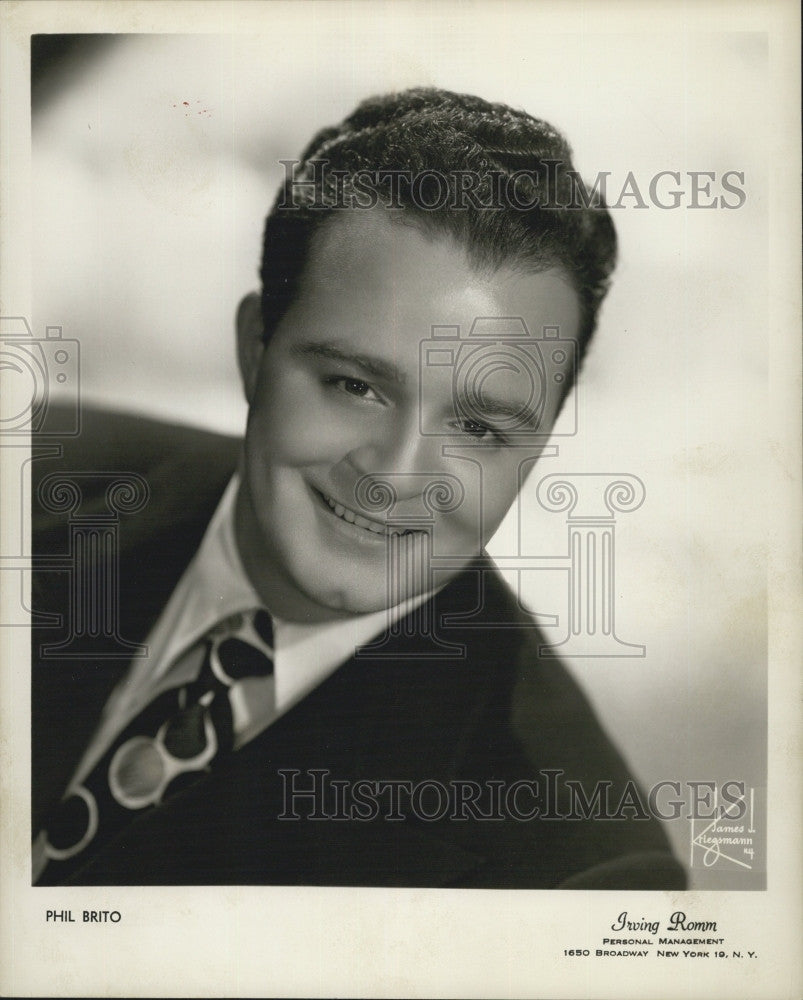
{"left": 31, "top": 88, "right": 685, "bottom": 888}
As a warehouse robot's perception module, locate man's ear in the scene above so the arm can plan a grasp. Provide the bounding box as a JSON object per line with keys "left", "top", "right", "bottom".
{"left": 236, "top": 292, "right": 265, "bottom": 405}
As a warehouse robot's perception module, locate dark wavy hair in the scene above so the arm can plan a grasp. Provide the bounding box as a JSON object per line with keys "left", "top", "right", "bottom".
{"left": 260, "top": 88, "right": 616, "bottom": 377}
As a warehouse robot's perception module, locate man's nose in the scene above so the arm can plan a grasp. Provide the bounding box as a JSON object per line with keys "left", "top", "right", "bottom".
{"left": 346, "top": 420, "right": 444, "bottom": 502}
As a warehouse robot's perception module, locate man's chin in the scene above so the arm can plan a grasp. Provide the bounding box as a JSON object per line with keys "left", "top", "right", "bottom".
{"left": 293, "top": 574, "right": 429, "bottom": 621}
{"left": 309, "top": 587, "right": 413, "bottom": 618}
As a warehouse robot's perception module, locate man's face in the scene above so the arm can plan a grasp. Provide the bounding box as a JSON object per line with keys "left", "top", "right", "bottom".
{"left": 235, "top": 209, "right": 581, "bottom": 621}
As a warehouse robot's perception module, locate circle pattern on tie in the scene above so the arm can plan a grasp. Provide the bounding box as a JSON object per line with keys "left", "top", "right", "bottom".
{"left": 38, "top": 607, "right": 275, "bottom": 878}
{"left": 44, "top": 785, "right": 99, "bottom": 861}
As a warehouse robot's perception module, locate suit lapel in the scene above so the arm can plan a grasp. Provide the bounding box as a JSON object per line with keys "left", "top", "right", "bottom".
{"left": 31, "top": 439, "right": 236, "bottom": 832}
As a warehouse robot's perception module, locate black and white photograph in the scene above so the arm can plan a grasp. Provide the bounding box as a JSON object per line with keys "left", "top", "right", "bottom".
{"left": 1, "top": 1, "right": 800, "bottom": 997}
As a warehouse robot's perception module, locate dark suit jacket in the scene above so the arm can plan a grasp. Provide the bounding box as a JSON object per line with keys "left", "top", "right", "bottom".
{"left": 31, "top": 408, "right": 685, "bottom": 889}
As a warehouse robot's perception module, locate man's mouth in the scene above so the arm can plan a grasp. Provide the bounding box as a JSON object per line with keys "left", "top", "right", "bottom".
{"left": 312, "top": 487, "right": 418, "bottom": 538}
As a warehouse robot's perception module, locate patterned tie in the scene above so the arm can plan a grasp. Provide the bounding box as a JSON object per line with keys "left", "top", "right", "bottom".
{"left": 35, "top": 608, "right": 274, "bottom": 884}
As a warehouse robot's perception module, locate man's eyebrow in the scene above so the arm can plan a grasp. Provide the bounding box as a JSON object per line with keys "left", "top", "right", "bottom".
{"left": 290, "top": 340, "right": 407, "bottom": 385}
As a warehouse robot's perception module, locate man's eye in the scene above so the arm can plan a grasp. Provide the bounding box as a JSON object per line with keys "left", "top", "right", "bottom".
{"left": 341, "top": 378, "right": 371, "bottom": 397}
{"left": 326, "top": 376, "right": 382, "bottom": 402}
{"left": 450, "top": 417, "right": 509, "bottom": 447}
{"left": 459, "top": 418, "right": 491, "bottom": 439}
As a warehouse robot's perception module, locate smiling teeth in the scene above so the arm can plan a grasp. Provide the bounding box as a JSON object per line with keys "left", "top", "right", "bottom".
{"left": 323, "top": 493, "right": 413, "bottom": 536}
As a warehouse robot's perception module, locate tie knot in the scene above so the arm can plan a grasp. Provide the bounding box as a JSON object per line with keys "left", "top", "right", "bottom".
{"left": 205, "top": 608, "right": 274, "bottom": 686}
{"left": 209, "top": 608, "right": 273, "bottom": 645}
{"left": 199, "top": 608, "right": 273, "bottom": 687}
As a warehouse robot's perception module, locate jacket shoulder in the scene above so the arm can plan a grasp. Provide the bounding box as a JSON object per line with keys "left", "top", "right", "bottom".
{"left": 33, "top": 403, "right": 240, "bottom": 481}
{"left": 32, "top": 405, "right": 241, "bottom": 537}
{"left": 440, "top": 568, "right": 686, "bottom": 889}
{"left": 30, "top": 407, "right": 242, "bottom": 830}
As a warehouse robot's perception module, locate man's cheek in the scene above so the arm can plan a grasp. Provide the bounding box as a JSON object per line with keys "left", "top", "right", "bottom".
{"left": 286, "top": 422, "right": 347, "bottom": 464}
{"left": 257, "top": 402, "right": 343, "bottom": 462}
